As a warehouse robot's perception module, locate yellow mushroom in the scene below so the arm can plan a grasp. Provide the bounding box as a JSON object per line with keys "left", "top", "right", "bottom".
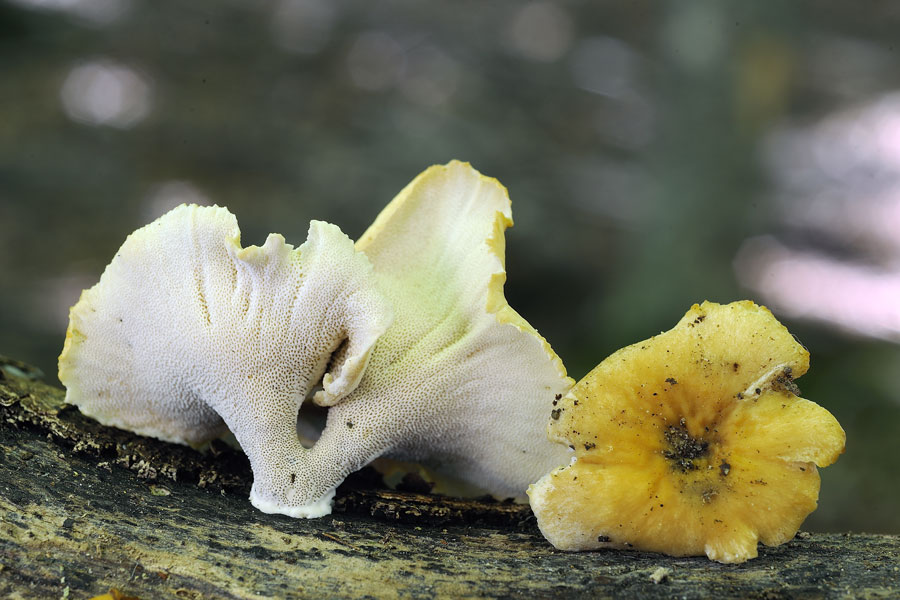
{"left": 527, "top": 300, "right": 845, "bottom": 563}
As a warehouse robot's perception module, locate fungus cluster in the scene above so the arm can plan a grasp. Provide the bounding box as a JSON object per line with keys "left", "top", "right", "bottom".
{"left": 60, "top": 162, "right": 572, "bottom": 517}
{"left": 527, "top": 301, "right": 846, "bottom": 563}
{"left": 60, "top": 165, "right": 845, "bottom": 559}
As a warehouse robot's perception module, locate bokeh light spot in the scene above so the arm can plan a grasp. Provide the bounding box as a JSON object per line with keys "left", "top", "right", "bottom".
{"left": 7, "top": 0, "right": 132, "bottom": 26}
{"left": 505, "top": 2, "right": 573, "bottom": 63}
{"left": 143, "top": 181, "right": 211, "bottom": 222}
{"left": 60, "top": 59, "right": 152, "bottom": 128}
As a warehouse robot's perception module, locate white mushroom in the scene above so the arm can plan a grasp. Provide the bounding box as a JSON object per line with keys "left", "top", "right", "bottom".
{"left": 59, "top": 204, "right": 392, "bottom": 517}
{"left": 298, "top": 161, "right": 575, "bottom": 507}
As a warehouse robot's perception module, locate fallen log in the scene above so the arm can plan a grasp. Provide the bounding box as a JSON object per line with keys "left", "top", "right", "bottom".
{"left": 0, "top": 355, "right": 896, "bottom": 599}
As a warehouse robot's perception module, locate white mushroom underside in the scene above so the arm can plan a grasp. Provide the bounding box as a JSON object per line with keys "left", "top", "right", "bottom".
{"left": 299, "top": 161, "right": 574, "bottom": 501}
{"left": 61, "top": 161, "right": 575, "bottom": 518}
{"left": 60, "top": 204, "right": 392, "bottom": 513}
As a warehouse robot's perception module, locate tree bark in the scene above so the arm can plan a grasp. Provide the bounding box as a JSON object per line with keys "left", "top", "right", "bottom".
{"left": 0, "top": 355, "right": 897, "bottom": 599}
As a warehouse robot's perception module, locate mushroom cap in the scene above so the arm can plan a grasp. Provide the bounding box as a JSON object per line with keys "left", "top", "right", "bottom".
{"left": 306, "top": 161, "right": 574, "bottom": 499}
{"left": 527, "top": 300, "right": 846, "bottom": 563}
{"left": 59, "top": 204, "right": 392, "bottom": 513}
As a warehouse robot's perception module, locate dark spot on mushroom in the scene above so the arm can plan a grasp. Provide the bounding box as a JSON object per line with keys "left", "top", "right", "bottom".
{"left": 688, "top": 315, "right": 706, "bottom": 327}
{"left": 597, "top": 535, "right": 610, "bottom": 543}
{"left": 665, "top": 377, "right": 678, "bottom": 385}
{"left": 551, "top": 409, "right": 562, "bottom": 420}
{"left": 719, "top": 459, "right": 731, "bottom": 477}
{"left": 584, "top": 442, "right": 596, "bottom": 451}
{"left": 772, "top": 366, "right": 801, "bottom": 396}
{"left": 755, "top": 388, "right": 761, "bottom": 395}
{"left": 346, "top": 421, "right": 353, "bottom": 429}
{"left": 663, "top": 418, "right": 708, "bottom": 472}
{"left": 290, "top": 473, "right": 296, "bottom": 484}
{"left": 555, "top": 393, "right": 562, "bottom": 400}
{"left": 732, "top": 362, "right": 739, "bottom": 372}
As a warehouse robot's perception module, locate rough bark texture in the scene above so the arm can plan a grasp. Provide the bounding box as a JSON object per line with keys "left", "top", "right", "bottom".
{"left": 0, "top": 356, "right": 897, "bottom": 599}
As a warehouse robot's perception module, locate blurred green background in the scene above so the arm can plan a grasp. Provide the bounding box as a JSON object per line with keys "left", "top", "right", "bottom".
{"left": 1, "top": 0, "right": 898, "bottom": 533}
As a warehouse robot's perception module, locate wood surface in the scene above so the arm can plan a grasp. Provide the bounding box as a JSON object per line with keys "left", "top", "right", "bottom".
{"left": 1, "top": 355, "right": 897, "bottom": 599}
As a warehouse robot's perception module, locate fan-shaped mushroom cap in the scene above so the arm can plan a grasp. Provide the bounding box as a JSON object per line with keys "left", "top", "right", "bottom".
{"left": 59, "top": 205, "right": 392, "bottom": 517}
{"left": 527, "top": 301, "right": 845, "bottom": 563}
{"left": 301, "top": 161, "right": 574, "bottom": 503}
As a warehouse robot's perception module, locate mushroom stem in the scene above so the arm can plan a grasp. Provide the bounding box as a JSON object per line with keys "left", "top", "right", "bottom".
{"left": 238, "top": 395, "right": 387, "bottom": 518}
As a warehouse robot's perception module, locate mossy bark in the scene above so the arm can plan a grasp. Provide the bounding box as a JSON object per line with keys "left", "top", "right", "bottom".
{"left": 0, "top": 356, "right": 897, "bottom": 599}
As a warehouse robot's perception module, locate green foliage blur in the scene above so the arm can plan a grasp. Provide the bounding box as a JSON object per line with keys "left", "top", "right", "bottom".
{"left": 1, "top": 0, "right": 898, "bottom": 532}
